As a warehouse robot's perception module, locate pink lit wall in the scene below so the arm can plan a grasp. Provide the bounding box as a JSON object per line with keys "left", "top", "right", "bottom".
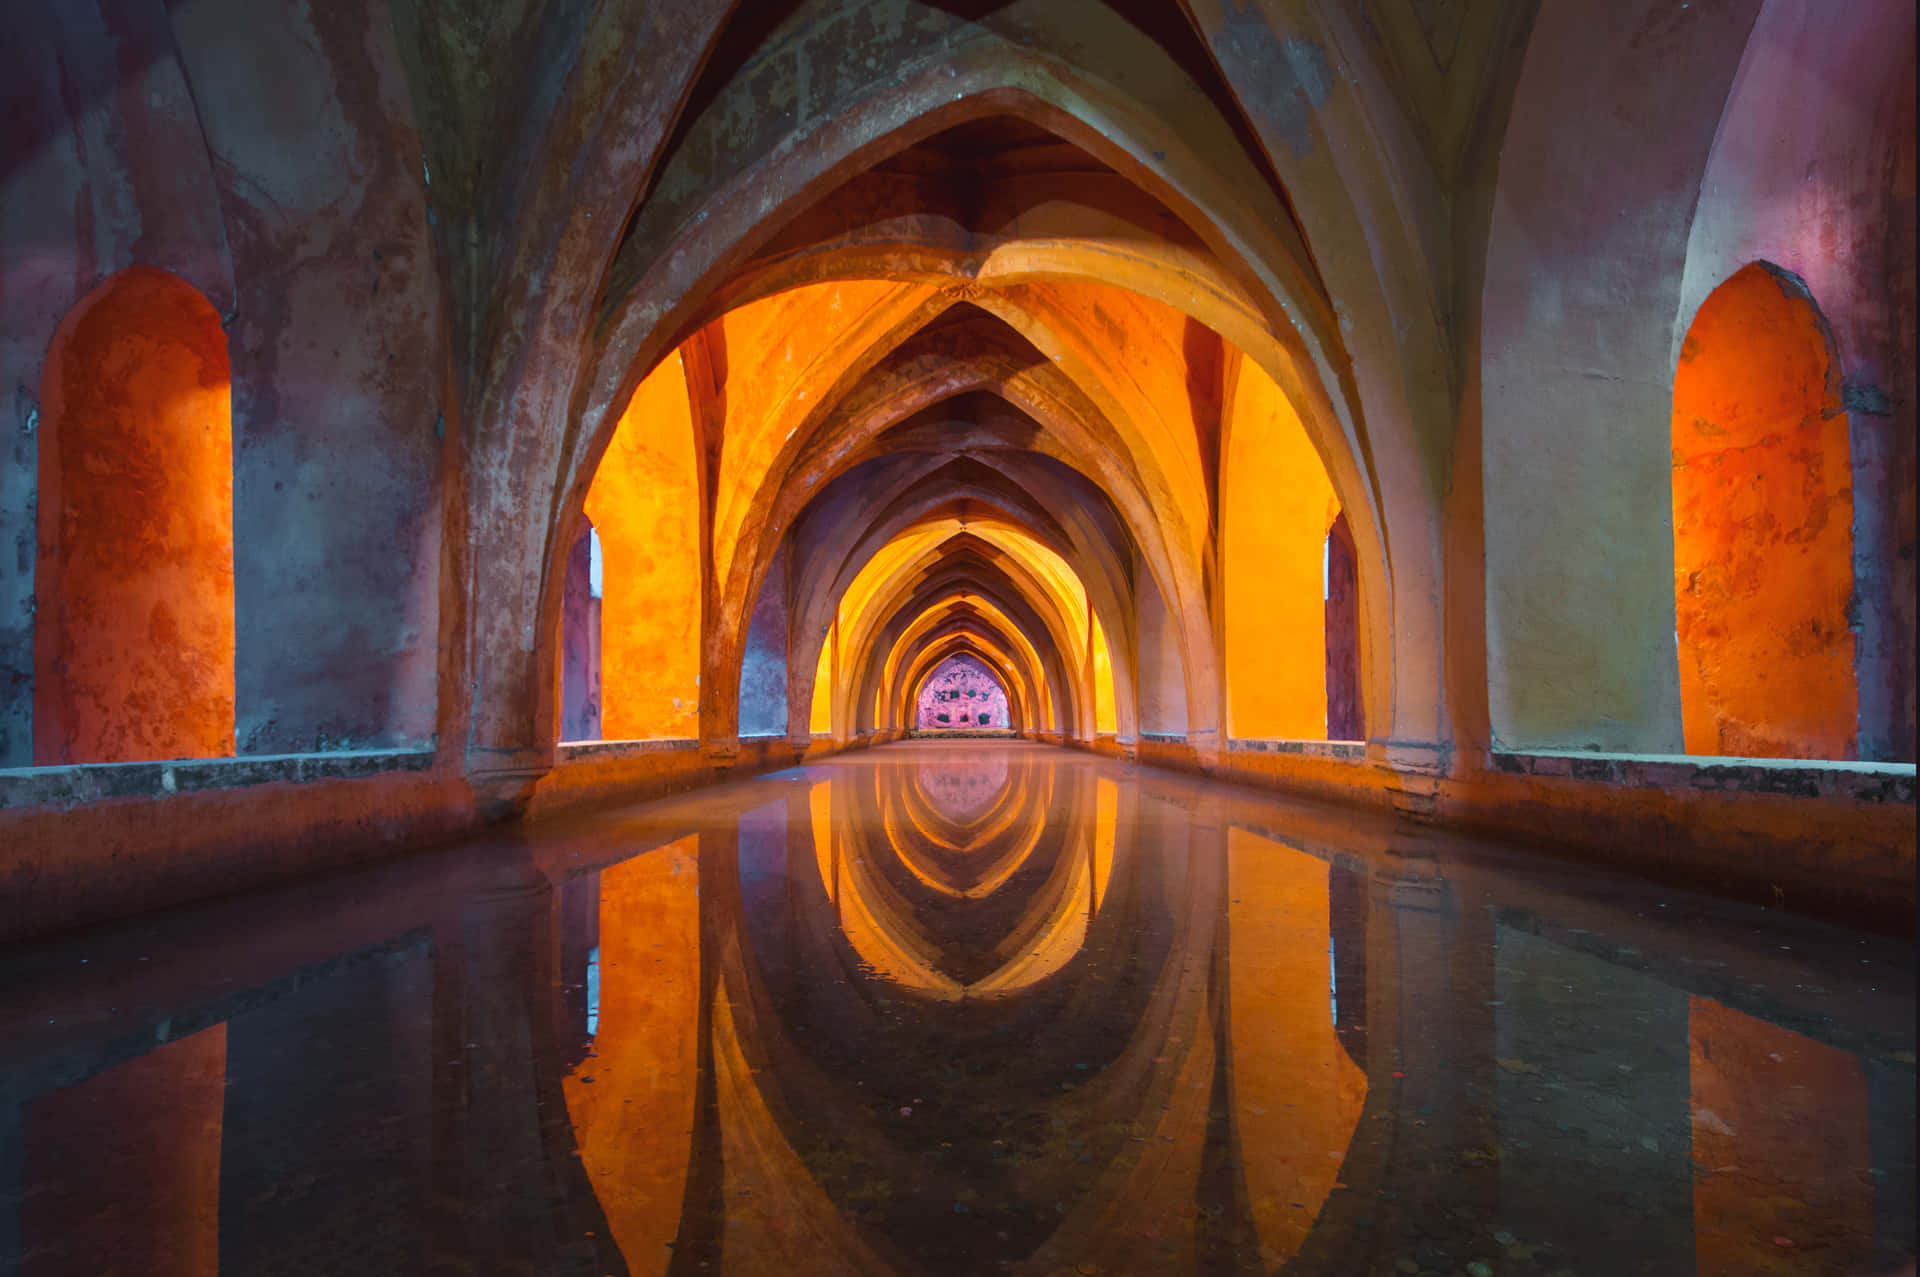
{"left": 916, "top": 654, "right": 1009, "bottom": 729}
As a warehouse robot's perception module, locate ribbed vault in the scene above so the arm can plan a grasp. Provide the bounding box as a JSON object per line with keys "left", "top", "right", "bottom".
{"left": 528, "top": 86, "right": 1389, "bottom": 770}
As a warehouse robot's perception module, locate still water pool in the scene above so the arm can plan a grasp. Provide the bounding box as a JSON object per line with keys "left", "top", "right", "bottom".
{"left": 2, "top": 743, "right": 1912, "bottom": 1275}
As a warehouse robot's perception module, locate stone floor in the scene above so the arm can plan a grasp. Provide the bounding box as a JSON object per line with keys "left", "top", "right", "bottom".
{"left": 2, "top": 741, "right": 1912, "bottom": 1276}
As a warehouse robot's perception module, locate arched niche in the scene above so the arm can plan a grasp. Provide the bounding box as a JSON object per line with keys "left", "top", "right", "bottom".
{"left": 35, "top": 266, "right": 234, "bottom": 764}
{"left": 1673, "top": 262, "right": 1856, "bottom": 759}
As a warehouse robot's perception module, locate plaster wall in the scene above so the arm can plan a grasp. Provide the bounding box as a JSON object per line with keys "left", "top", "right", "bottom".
{"left": 739, "top": 542, "right": 791, "bottom": 738}
{"left": 810, "top": 624, "right": 835, "bottom": 735}
{"left": 1481, "top": 0, "right": 1761, "bottom": 752}
{"left": 35, "top": 268, "right": 235, "bottom": 765}
{"left": 0, "top": 0, "right": 238, "bottom": 768}
{"left": 1222, "top": 354, "right": 1339, "bottom": 740}
{"left": 1672, "top": 265, "right": 1854, "bottom": 759}
{"left": 1325, "top": 513, "right": 1363, "bottom": 741}
{"left": 559, "top": 522, "right": 601, "bottom": 742}
{"left": 1134, "top": 566, "right": 1188, "bottom": 736}
{"left": 169, "top": 0, "right": 445, "bottom": 754}
{"left": 1091, "top": 617, "right": 1118, "bottom": 736}
{"left": 1674, "top": 0, "right": 1917, "bottom": 761}
{"left": 0, "top": 765, "right": 475, "bottom": 944}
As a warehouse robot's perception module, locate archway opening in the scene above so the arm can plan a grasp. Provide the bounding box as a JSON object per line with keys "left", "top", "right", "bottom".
{"left": 569, "top": 351, "right": 703, "bottom": 743}
{"left": 1673, "top": 263, "right": 1855, "bottom": 759}
{"left": 1223, "top": 352, "right": 1342, "bottom": 741}
{"left": 35, "top": 266, "right": 234, "bottom": 765}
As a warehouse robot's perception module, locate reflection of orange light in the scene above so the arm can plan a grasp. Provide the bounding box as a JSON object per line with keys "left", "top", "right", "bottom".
{"left": 709, "top": 984, "right": 890, "bottom": 1271}
{"left": 563, "top": 838, "right": 701, "bottom": 1275}
{"left": 24, "top": 1023, "right": 227, "bottom": 1276}
{"left": 808, "top": 774, "right": 1113, "bottom": 999}
{"left": 1673, "top": 263, "right": 1855, "bottom": 759}
{"left": 880, "top": 765, "right": 1045, "bottom": 895}
{"left": 1227, "top": 829, "right": 1367, "bottom": 1267}
{"left": 1689, "top": 997, "right": 1873, "bottom": 1276}
{"left": 585, "top": 353, "right": 702, "bottom": 740}
{"left": 36, "top": 266, "right": 234, "bottom": 764}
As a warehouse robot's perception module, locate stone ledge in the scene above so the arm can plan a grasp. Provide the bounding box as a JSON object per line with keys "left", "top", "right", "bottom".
{"left": 1138, "top": 731, "right": 1186, "bottom": 744}
{"left": 1491, "top": 750, "right": 1915, "bottom": 802}
{"left": 556, "top": 737, "right": 699, "bottom": 761}
{"left": 0, "top": 748, "right": 436, "bottom": 812}
{"left": 1228, "top": 738, "right": 1367, "bottom": 760}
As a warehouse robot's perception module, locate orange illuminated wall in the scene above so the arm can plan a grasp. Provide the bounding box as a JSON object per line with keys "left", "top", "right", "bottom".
{"left": 1673, "top": 263, "right": 1856, "bottom": 758}
{"left": 584, "top": 352, "right": 703, "bottom": 740}
{"left": 35, "top": 266, "right": 235, "bottom": 764}
{"left": 1223, "top": 354, "right": 1340, "bottom": 740}
{"left": 809, "top": 620, "right": 836, "bottom": 734}
{"left": 1090, "top": 613, "right": 1117, "bottom": 734}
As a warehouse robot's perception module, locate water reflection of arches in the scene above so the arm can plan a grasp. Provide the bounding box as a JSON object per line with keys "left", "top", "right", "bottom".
{"left": 551, "top": 755, "right": 1381, "bottom": 1275}
{"left": 3, "top": 752, "right": 1899, "bottom": 1277}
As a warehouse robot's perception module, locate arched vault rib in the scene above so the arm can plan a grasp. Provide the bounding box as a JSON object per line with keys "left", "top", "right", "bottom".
{"left": 703, "top": 293, "right": 1182, "bottom": 743}
{"left": 885, "top": 606, "right": 1052, "bottom": 737}
{"left": 844, "top": 545, "right": 1087, "bottom": 738}
{"left": 853, "top": 554, "right": 1080, "bottom": 736}
{"left": 559, "top": 62, "right": 1405, "bottom": 747}
{"left": 783, "top": 454, "right": 1141, "bottom": 742}
{"left": 901, "top": 629, "right": 1036, "bottom": 734}
{"left": 459, "top": 0, "right": 1467, "bottom": 791}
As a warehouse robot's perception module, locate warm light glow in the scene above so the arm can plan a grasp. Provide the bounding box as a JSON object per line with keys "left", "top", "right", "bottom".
{"left": 36, "top": 267, "right": 235, "bottom": 764}
{"left": 24, "top": 1023, "right": 227, "bottom": 1277}
{"left": 1223, "top": 354, "right": 1340, "bottom": 740}
{"left": 1673, "top": 263, "right": 1856, "bottom": 759}
{"left": 563, "top": 839, "right": 701, "bottom": 1275}
{"left": 1091, "top": 614, "right": 1117, "bottom": 734}
{"left": 709, "top": 281, "right": 936, "bottom": 593}
{"left": 584, "top": 351, "right": 703, "bottom": 740}
{"left": 808, "top": 624, "right": 835, "bottom": 734}
{"left": 1689, "top": 997, "right": 1872, "bottom": 1274}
